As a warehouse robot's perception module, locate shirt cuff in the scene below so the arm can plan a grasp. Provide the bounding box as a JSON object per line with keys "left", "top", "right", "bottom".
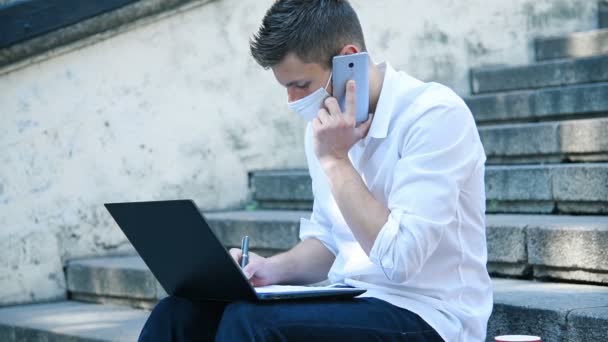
{"left": 299, "top": 217, "right": 338, "bottom": 256}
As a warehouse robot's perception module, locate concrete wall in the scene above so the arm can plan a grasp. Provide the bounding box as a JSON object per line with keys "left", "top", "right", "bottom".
{"left": 0, "top": 0, "right": 600, "bottom": 305}
{"left": 356, "top": 0, "right": 599, "bottom": 93}
{"left": 0, "top": 0, "right": 307, "bottom": 306}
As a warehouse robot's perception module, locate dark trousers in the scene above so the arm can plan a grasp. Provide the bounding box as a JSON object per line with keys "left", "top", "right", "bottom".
{"left": 139, "top": 295, "right": 444, "bottom": 341}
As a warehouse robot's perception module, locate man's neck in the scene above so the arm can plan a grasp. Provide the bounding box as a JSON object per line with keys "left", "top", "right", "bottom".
{"left": 368, "top": 62, "right": 385, "bottom": 115}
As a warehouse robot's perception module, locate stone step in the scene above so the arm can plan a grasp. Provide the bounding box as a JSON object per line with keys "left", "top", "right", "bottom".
{"left": 252, "top": 164, "right": 608, "bottom": 214}
{"left": 479, "top": 117, "right": 608, "bottom": 164}
{"left": 485, "top": 163, "right": 608, "bottom": 214}
{"left": 0, "top": 301, "right": 148, "bottom": 342}
{"left": 205, "top": 210, "right": 305, "bottom": 253}
{"left": 0, "top": 280, "right": 605, "bottom": 342}
{"left": 66, "top": 211, "right": 307, "bottom": 308}
{"left": 464, "top": 82, "right": 608, "bottom": 124}
{"left": 251, "top": 170, "right": 314, "bottom": 210}
{"left": 66, "top": 256, "right": 166, "bottom": 310}
{"left": 534, "top": 28, "right": 608, "bottom": 61}
{"left": 67, "top": 211, "right": 608, "bottom": 309}
{"left": 471, "top": 55, "right": 608, "bottom": 94}
{"left": 486, "top": 214, "right": 608, "bottom": 284}
{"left": 489, "top": 279, "right": 608, "bottom": 342}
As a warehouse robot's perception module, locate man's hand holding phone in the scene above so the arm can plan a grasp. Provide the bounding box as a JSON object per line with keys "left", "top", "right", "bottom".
{"left": 313, "top": 80, "right": 373, "bottom": 172}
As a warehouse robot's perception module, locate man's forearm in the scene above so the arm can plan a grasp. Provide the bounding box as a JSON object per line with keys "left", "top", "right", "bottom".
{"left": 269, "top": 238, "right": 335, "bottom": 285}
{"left": 323, "top": 158, "right": 390, "bottom": 254}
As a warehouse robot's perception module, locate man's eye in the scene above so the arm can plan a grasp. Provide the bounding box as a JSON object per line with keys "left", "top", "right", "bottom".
{"left": 296, "top": 82, "right": 310, "bottom": 89}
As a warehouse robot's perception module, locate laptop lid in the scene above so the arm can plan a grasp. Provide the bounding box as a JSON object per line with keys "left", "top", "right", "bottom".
{"left": 105, "top": 200, "right": 258, "bottom": 302}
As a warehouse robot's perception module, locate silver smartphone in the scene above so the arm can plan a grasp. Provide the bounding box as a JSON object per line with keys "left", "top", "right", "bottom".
{"left": 332, "top": 52, "right": 370, "bottom": 124}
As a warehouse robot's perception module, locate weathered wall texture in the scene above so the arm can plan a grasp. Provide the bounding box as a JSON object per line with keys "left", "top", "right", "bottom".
{"left": 354, "top": 0, "right": 599, "bottom": 93}
{"left": 0, "top": 0, "right": 306, "bottom": 306}
{"left": 0, "top": 0, "right": 599, "bottom": 305}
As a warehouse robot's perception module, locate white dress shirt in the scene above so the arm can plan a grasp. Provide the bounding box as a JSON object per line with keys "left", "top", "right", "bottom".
{"left": 299, "top": 62, "right": 493, "bottom": 342}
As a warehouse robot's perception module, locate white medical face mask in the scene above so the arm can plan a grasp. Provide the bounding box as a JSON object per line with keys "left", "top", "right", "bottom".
{"left": 287, "top": 73, "right": 332, "bottom": 121}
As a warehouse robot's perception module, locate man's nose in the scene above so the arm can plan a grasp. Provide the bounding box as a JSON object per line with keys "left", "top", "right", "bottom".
{"left": 287, "top": 88, "right": 309, "bottom": 103}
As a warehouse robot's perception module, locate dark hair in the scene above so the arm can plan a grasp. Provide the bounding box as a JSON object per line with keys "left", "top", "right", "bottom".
{"left": 250, "top": 0, "right": 367, "bottom": 69}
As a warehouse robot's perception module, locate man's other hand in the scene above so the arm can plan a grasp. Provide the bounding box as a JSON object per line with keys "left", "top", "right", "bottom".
{"left": 229, "top": 248, "right": 279, "bottom": 287}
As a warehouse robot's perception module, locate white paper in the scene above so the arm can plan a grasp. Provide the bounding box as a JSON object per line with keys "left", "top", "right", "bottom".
{"left": 254, "top": 284, "right": 357, "bottom": 294}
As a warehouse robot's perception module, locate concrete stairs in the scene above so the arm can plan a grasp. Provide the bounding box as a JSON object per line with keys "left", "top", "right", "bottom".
{"left": 1, "top": 277, "right": 606, "bottom": 342}
{"left": 465, "top": 11, "right": 608, "bottom": 287}
{"left": 470, "top": 55, "right": 608, "bottom": 94}
{"left": 0, "top": 301, "right": 148, "bottom": 342}
{"left": 253, "top": 165, "right": 608, "bottom": 214}
{"left": 0, "top": 211, "right": 606, "bottom": 341}
{"left": 534, "top": 28, "right": 608, "bottom": 61}
{"left": 0, "top": 206, "right": 606, "bottom": 341}
{"left": 1, "top": 7, "right": 608, "bottom": 342}
{"left": 474, "top": 13, "right": 608, "bottom": 340}
{"left": 57, "top": 212, "right": 608, "bottom": 308}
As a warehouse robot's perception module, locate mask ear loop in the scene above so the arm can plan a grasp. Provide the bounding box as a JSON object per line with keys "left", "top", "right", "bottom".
{"left": 324, "top": 72, "right": 333, "bottom": 91}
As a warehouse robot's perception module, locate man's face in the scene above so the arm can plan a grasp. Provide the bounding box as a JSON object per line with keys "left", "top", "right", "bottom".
{"left": 272, "top": 53, "right": 332, "bottom": 103}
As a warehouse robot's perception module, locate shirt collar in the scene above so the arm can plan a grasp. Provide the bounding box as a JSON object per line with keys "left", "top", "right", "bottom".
{"left": 366, "top": 62, "right": 395, "bottom": 140}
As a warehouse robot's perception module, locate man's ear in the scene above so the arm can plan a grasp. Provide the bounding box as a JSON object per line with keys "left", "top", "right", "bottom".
{"left": 338, "top": 44, "right": 360, "bottom": 56}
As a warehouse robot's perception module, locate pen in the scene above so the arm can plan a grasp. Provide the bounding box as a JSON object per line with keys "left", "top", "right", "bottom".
{"left": 240, "top": 235, "right": 249, "bottom": 268}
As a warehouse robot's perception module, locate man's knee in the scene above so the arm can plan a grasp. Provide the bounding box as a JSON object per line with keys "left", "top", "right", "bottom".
{"left": 216, "top": 301, "right": 268, "bottom": 340}
{"left": 140, "top": 296, "right": 199, "bottom": 336}
{"left": 151, "top": 296, "right": 197, "bottom": 320}
{"left": 220, "top": 301, "right": 258, "bottom": 326}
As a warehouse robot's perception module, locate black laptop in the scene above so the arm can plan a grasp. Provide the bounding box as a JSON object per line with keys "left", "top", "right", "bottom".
{"left": 104, "top": 200, "right": 366, "bottom": 301}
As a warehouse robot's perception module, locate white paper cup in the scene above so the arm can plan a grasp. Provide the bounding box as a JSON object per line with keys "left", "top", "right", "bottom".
{"left": 495, "top": 335, "right": 541, "bottom": 342}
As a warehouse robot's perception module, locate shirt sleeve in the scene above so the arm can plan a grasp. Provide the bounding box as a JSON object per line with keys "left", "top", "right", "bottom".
{"left": 298, "top": 123, "right": 339, "bottom": 256}
{"left": 368, "top": 100, "right": 485, "bottom": 283}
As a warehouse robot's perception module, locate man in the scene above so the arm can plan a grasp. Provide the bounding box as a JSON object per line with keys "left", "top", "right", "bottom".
{"left": 139, "top": 0, "right": 492, "bottom": 341}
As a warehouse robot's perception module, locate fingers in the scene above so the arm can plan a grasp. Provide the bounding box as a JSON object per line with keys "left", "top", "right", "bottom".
{"left": 312, "top": 116, "right": 322, "bottom": 127}
{"left": 231, "top": 250, "right": 270, "bottom": 287}
{"left": 355, "top": 113, "right": 374, "bottom": 139}
{"left": 242, "top": 259, "right": 262, "bottom": 279}
{"left": 323, "top": 97, "right": 341, "bottom": 116}
{"left": 229, "top": 248, "right": 242, "bottom": 263}
{"left": 320, "top": 88, "right": 355, "bottom": 125}
{"left": 241, "top": 251, "right": 262, "bottom": 278}
{"left": 317, "top": 107, "right": 332, "bottom": 125}
{"left": 345, "top": 80, "right": 356, "bottom": 119}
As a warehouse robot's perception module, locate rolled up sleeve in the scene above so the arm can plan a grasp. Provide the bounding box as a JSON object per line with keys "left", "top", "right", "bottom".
{"left": 369, "top": 102, "right": 484, "bottom": 283}
{"left": 299, "top": 204, "right": 338, "bottom": 256}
